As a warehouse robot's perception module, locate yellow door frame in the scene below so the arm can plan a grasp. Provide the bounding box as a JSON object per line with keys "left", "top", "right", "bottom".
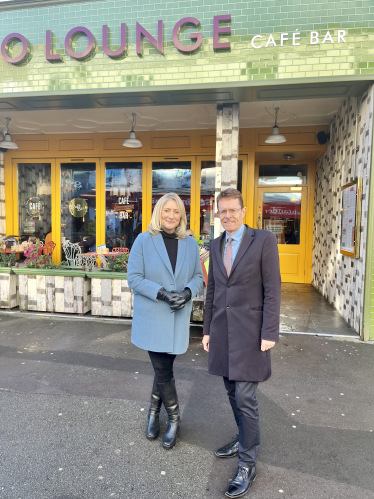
{"left": 253, "top": 159, "right": 316, "bottom": 283}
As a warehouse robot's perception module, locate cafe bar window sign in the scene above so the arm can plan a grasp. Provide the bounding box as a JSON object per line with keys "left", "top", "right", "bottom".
{"left": 0, "top": 15, "right": 349, "bottom": 65}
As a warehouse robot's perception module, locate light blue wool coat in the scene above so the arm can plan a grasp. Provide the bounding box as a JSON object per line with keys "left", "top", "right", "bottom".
{"left": 127, "top": 231, "right": 204, "bottom": 355}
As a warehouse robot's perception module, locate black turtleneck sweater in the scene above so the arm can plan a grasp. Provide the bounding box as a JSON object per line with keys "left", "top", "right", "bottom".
{"left": 161, "top": 230, "right": 178, "bottom": 274}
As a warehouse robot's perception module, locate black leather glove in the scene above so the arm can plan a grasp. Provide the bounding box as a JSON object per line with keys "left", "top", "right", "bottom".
{"left": 169, "top": 287, "right": 192, "bottom": 312}
{"left": 157, "top": 288, "right": 180, "bottom": 307}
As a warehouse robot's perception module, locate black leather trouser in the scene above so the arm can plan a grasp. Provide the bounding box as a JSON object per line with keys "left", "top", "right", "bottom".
{"left": 223, "top": 377, "right": 260, "bottom": 468}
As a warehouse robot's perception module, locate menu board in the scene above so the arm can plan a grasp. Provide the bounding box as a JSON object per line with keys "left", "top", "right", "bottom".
{"left": 340, "top": 179, "right": 362, "bottom": 258}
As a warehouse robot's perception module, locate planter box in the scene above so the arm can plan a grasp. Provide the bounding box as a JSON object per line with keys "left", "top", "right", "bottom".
{"left": 87, "top": 270, "right": 133, "bottom": 317}
{"left": 0, "top": 268, "right": 18, "bottom": 309}
{"left": 191, "top": 286, "right": 206, "bottom": 322}
{"left": 88, "top": 269, "right": 205, "bottom": 320}
{"left": 12, "top": 268, "right": 91, "bottom": 314}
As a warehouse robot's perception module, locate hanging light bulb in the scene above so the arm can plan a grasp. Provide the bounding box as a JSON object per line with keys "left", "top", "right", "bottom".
{"left": 0, "top": 117, "right": 18, "bottom": 152}
{"left": 265, "top": 107, "right": 286, "bottom": 144}
{"left": 122, "top": 113, "right": 142, "bottom": 148}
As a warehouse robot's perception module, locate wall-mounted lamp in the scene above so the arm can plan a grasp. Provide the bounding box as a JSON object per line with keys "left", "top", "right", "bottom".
{"left": 0, "top": 117, "right": 18, "bottom": 152}
{"left": 265, "top": 107, "right": 286, "bottom": 144}
{"left": 122, "top": 113, "right": 142, "bottom": 149}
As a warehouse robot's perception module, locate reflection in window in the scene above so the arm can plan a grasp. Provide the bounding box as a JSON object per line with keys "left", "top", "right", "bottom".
{"left": 105, "top": 163, "right": 142, "bottom": 251}
{"left": 61, "top": 163, "right": 96, "bottom": 252}
{"left": 259, "top": 164, "right": 307, "bottom": 185}
{"left": 18, "top": 163, "right": 52, "bottom": 242}
{"left": 262, "top": 192, "right": 301, "bottom": 245}
{"left": 152, "top": 161, "right": 191, "bottom": 229}
{"left": 200, "top": 160, "right": 243, "bottom": 243}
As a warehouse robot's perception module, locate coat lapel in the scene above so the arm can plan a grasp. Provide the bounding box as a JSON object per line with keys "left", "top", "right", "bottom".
{"left": 215, "top": 232, "right": 228, "bottom": 279}
{"left": 229, "top": 226, "right": 255, "bottom": 277}
{"left": 174, "top": 237, "right": 187, "bottom": 280}
{"left": 152, "top": 233, "right": 174, "bottom": 277}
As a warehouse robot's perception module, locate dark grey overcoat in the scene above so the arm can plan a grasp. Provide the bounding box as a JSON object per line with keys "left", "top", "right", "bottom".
{"left": 203, "top": 225, "right": 281, "bottom": 382}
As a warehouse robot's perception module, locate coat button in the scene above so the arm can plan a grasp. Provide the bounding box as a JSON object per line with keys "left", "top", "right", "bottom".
{"left": 227, "top": 305, "right": 230, "bottom": 309}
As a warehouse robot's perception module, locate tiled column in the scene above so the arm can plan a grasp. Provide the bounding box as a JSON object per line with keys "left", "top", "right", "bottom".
{"left": 0, "top": 153, "right": 5, "bottom": 238}
{"left": 215, "top": 103, "right": 240, "bottom": 237}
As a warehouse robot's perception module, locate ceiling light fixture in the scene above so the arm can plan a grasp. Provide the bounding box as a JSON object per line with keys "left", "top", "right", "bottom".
{"left": 283, "top": 154, "right": 294, "bottom": 161}
{"left": 0, "top": 117, "right": 18, "bottom": 152}
{"left": 265, "top": 107, "right": 286, "bottom": 144}
{"left": 122, "top": 113, "right": 142, "bottom": 149}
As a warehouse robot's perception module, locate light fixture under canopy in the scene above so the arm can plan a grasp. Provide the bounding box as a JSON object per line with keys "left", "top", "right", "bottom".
{"left": 0, "top": 117, "right": 18, "bottom": 152}
{"left": 265, "top": 107, "right": 286, "bottom": 144}
{"left": 122, "top": 113, "right": 142, "bottom": 149}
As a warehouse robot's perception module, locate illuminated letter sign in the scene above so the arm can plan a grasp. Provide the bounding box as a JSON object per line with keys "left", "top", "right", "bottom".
{"left": 136, "top": 21, "right": 163, "bottom": 56}
{"left": 172, "top": 17, "right": 202, "bottom": 53}
{"left": 103, "top": 24, "right": 127, "bottom": 57}
{"left": 213, "top": 15, "right": 231, "bottom": 49}
{"left": 65, "top": 26, "right": 95, "bottom": 59}
{"left": 46, "top": 30, "right": 61, "bottom": 61}
{"left": 1, "top": 33, "right": 29, "bottom": 64}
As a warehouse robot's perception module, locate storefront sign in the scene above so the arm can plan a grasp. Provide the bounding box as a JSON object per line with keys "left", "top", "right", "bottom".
{"left": 0, "top": 17, "right": 347, "bottom": 65}
{"left": 69, "top": 197, "right": 88, "bottom": 218}
{"left": 263, "top": 203, "right": 301, "bottom": 219}
{"left": 26, "top": 197, "right": 44, "bottom": 218}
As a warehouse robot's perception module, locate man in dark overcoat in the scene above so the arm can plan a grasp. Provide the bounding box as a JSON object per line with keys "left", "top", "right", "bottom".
{"left": 203, "top": 188, "right": 281, "bottom": 498}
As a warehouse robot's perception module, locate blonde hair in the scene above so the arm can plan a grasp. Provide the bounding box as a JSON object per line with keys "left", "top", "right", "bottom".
{"left": 148, "top": 192, "right": 187, "bottom": 239}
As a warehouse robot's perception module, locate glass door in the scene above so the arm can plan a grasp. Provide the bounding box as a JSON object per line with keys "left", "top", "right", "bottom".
{"left": 256, "top": 186, "right": 307, "bottom": 283}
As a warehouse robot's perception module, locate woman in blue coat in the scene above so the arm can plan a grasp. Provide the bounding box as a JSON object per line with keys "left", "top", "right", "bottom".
{"left": 127, "top": 192, "right": 204, "bottom": 449}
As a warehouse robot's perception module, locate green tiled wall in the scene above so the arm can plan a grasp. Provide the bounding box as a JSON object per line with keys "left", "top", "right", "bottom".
{"left": 0, "top": 0, "right": 374, "bottom": 94}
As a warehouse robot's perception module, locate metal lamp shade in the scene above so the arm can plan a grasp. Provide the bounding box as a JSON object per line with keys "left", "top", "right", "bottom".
{"left": 122, "top": 131, "right": 142, "bottom": 148}
{"left": 264, "top": 125, "right": 286, "bottom": 144}
{"left": 0, "top": 132, "right": 19, "bottom": 150}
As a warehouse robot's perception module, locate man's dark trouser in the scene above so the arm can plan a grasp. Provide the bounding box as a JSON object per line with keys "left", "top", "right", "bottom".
{"left": 223, "top": 377, "right": 260, "bottom": 468}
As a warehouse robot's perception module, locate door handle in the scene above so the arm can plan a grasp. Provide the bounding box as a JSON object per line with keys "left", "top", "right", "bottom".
{"left": 257, "top": 212, "right": 261, "bottom": 229}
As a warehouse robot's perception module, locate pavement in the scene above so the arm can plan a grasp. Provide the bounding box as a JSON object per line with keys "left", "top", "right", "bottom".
{"left": 0, "top": 311, "right": 373, "bottom": 499}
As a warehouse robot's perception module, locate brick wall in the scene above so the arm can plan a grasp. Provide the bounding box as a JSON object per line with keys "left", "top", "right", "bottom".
{"left": 0, "top": 0, "right": 374, "bottom": 95}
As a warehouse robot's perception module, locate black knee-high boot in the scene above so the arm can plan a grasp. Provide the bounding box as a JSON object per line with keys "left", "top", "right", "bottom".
{"left": 158, "top": 377, "right": 180, "bottom": 449}
{"left": 146, "top": 378, "right": 162, "bottom": 440}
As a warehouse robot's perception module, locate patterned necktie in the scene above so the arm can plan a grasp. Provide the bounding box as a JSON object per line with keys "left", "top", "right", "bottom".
{"left": 224, "top": 237, "right": 233, "bottom": 277}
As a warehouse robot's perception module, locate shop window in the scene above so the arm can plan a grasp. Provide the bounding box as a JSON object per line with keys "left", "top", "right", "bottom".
{"left": 262, "top": 192, "right": 301, "bottom": 245}
{"left": 259, "top": 164, "right": 307, "bottom": 185}
{"left": 18, "top": 163, "right": 52, "bottom": 243}
{"left": 61, "top": 163, "right": 96, "bottom": 252}
{"left": 200, "top": 160, "right": 243, "bottom": 242}
{"left": 105, "top": 162, "right": 142, "bottom": 251}
{"left": 152, "top": 161, "right": 191, "bottom": 229}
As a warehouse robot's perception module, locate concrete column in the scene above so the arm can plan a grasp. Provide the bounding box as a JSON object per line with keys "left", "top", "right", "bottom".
{"left": 214, "top": 103, "right": 240, "bottom": 237}
{"left": 0, "top": 152, "right": 5, "bottom": 238}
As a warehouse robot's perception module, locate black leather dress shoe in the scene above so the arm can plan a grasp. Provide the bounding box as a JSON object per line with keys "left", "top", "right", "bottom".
{"left": 225, "top": 466, "right": 256, "bottom": 498}
{"left": 215, "top": 436, "right": 239, "bottom": 458}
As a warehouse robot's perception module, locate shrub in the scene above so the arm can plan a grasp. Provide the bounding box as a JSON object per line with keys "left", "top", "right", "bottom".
{"left": 107, "top": 253, "right": 129, "bottom": 273}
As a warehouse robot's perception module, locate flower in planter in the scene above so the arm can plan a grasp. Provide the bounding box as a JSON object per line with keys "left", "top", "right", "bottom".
{"left": 107, "top": 253, "right": 129, "bottom": 273}
{"left": 24, "top": 243, "right": 57, "bottom": 269}
{"left": 0, "top": 249, "right": 16, "bottom": 268}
